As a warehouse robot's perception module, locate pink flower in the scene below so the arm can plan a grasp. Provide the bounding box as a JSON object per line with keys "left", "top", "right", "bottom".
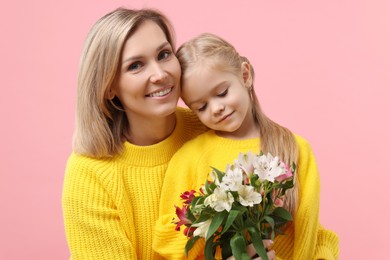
{"left": 174, "top": 205, "right": 191, "bottom": 231}
{"left": 274, "top": 198, "right": 284, "bottom": 207}
{"left": 180, "top": 190, "right": 196, "bottom": 204}
{"left": 275, "top": 165, "right": 293, "bottom": 182}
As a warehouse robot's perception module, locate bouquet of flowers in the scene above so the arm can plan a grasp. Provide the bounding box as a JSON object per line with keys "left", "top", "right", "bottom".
{"left": 174, "top": 151, "right": 295, "bottom": 260}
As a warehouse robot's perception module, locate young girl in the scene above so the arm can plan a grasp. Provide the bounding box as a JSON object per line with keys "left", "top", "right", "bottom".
{"left": 153, "top": 33, "right": 339, "bottom": 259}
{"left": 62, "top": 8, "right": 206, "bottom": 259}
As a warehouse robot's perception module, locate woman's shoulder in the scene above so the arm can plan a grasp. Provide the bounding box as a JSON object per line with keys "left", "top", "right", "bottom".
{"left": 175, "top": 106, "right": 208, "bottom": 141}
{"left": 63, "top": 152, "right": 120, "bottom": 196}
{"left": 65, "top": 152, "right": 114, "bottom": 178}
{"left": 174, "top": 130, "right": 214, "bottom": 154}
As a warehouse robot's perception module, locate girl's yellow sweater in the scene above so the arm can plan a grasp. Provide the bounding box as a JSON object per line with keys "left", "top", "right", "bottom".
{"left": 153, "top": 130, "right": 339, "bottom": 260}
{"left": 62, "top": 107, "right": 206, "bottom": 260}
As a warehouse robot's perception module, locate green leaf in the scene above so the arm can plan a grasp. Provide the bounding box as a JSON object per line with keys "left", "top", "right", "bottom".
{"left": 210, "top": 166, "right": 225, "bottom": 182}
{"left": 230, "top": 234, "right": 249, "bottom": 260}
{"left": 273, "top": 207, "right": 293, "bottom": 221}
{"left": 250, "top": 174, "right": 259, "bottom": 187}
{"left": 264, "top": 216, "right": 275, "bottom": 229}
{"left": 204, "top": 235, "right": 214, "bottom": 260}
{"left": 192, "top": 212, "right": 209, "bottom": 224}
{"left": 231, "top": 204, "right": 248, "bottom": 213}
{"left": 206, "top": 211, "right": 226, "bottom": 241}
{"left": 185, "top": 236, "right": 200, "bottom": 256}
{"left": 283, "top": 179, "right": 294, "bottom": 190}
{"left": 221, "top": 210, "right": 241, "bottom": 234}
{"left": 205, "top": 180, "right": 212, "bottom": 194}
{"left": 248, "top": 227, "right": 268, "bottom": 260}
{"left": 292, "top": 162, "right": 297, "bottom": 172}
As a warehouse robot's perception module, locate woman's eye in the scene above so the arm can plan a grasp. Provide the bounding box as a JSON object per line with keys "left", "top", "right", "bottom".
{"left": 158, "top": 50, "right": 171, "bottom": 61}
{"left": 198, "top": 104, "right": 207, "bottom": 112}
{"left": 128, "top": 62, "right": 143, "bottom": 71}
{"left": 217, "top": 88, "right": 228, "bottom": 97}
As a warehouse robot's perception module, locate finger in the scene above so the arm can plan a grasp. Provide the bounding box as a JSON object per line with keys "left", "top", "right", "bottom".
{"left": 263, "top": 239, "right": 274, "bottom": 249}
{"left": 247, "top": 240, "right": 274, "bottom": 257}
{"left": 246, "top": 243, "right": 256, "bottom": 256}
{"left": 253, "top": 250, "right": 276, "bottom": 260}
{"left": 267, "top": 249, "right": 276, "bottom": 260}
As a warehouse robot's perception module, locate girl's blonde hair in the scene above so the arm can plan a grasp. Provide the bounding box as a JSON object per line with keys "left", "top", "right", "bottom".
{"left": 73, "top": 8, "right": 176, "bottom": 158}
{"left": 176, "top": 33, "right": 299, "bottom": 214}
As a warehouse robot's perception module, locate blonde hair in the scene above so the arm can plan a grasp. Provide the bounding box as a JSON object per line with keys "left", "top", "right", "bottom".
{"left": 73, "top": 8, "right": 176, "bottom": 158}
{"left": 177, "top": 33, "right": 299, "bottom": 214}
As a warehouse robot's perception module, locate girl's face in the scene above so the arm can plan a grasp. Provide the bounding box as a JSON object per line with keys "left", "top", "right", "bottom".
{"left": 181, "top": 63, "right": 256, "bottom": 138}
{"left": 114, "top": 20, "right": 181, "bottom": 123}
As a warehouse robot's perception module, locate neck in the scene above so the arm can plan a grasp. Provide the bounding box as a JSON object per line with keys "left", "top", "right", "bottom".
{"left": 216, "top": 123, "right": 259, "bottom": 140}
{"left": 126, "top": 112, "right": 177, "bottom": 146}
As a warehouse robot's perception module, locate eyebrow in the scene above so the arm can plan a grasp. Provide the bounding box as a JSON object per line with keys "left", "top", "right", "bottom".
{"left": 122, "top": 42, "right": 170, "bottom": 65}
{"left": 187, "top": 81, "right": 228, "bottom": 107}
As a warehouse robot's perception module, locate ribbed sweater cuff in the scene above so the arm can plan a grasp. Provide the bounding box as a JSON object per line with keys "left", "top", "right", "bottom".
{"left": 153, "top": 214, "right": 207, "bottom": 260}
{"left": 314, "top": 229, "right": 339, "bottom": 260}
{"left": 153, "top": 214, "right": 188, "bottom": 260}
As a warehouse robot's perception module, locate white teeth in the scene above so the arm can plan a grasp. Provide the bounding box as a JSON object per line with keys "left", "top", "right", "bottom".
{"left": 148, "top": 88, "right": 172, "bottom": 97}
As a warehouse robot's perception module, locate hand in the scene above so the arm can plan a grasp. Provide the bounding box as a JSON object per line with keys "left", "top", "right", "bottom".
{"left": 226, "top": 240, "right": 275, "bottom": 260}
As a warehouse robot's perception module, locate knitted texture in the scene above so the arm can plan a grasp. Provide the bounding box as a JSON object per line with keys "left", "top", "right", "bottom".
{"left": 62, "top": 107, "right": 206, "bottom": 260}
{"left": 153, "top": 131, "right": 339, "bottom": 259}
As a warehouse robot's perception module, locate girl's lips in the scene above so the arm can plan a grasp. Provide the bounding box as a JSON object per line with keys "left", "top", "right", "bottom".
{"left": 217, "top": 111, "right": 234, "bottom": 123}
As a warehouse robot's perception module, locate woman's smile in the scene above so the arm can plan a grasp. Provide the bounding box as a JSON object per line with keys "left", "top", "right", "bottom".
{"left": 146, "top": 86, "right": 174, "bottom": 98}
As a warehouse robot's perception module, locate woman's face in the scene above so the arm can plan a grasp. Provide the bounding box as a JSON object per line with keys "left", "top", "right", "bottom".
{"left": 114, "top": 20, "right": 181, "bottom": 123}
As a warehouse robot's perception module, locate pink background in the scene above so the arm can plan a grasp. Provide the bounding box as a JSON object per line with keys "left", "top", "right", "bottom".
{"left": 1, "top": 0, "right": 389, "bottom": 259}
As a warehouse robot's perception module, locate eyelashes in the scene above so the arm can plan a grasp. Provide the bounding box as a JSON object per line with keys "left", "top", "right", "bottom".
{"left": 126, "top": 49, "right": 173, "bottom": 72}
{"left": 196, "top": 88, "right": 229, "bottom": 113}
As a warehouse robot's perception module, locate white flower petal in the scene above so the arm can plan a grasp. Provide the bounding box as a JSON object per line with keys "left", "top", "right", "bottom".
{"left": 192, "top": 219, "right": 212, "bottom": 238}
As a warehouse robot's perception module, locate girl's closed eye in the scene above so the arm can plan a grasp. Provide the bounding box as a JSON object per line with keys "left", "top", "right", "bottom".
{"left": 217, "top": 88, "right": 228, "bottom": 97}
{"left": 128, "top": 61, "right": 143, "bottom": 72}
{"left": 198, "top": 103, "right": 208, "bottom": 112}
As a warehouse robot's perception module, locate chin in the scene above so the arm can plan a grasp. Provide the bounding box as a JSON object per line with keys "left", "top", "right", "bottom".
{"left": 156, "top": 103, "right": 178, "bottom": 117}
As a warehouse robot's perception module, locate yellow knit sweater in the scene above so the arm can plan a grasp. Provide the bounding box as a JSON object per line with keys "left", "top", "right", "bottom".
{"left": 153, "top": 130, "right": 339, "bottom": 259}
{"left": 62, "top": 107, "right": 206, "bottom": 260}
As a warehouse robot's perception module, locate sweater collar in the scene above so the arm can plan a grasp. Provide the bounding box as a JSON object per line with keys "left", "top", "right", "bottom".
{"left": 117, "top": 109, "right": 187, "bottom": 167}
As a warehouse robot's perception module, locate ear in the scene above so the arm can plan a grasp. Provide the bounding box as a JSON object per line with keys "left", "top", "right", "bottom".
{"left": 241, "top": 62, "right": 253, "bottom": 88}
{"left": 106, "top": 88, "right": 116, "bottom": 100}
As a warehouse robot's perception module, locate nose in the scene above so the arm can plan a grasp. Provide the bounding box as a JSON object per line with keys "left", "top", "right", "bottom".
{"left": 149, "top": 62, "right": 168, "bottom": 83}
{"left": 211, "top": 101, "right": 225, "bottom": 116}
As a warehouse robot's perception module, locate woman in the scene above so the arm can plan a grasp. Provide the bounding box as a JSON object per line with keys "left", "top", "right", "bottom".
{"left": 62, "top": 8, "right": 206, "bottom": 259}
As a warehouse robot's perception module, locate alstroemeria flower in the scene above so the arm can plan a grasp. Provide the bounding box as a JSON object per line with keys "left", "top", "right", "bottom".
{"left": 183, "top": 226, "right": 196, "bottom": 237}
{"left": 192, "top": 219, "right": 212, "bottom": 238}
{"left": 220, "top": 165, "right": 244, "bottom": 192}
{"left": 237, "top": 185, "right": 262, "bottom": 207}
{"left": 254, "top": 153, "right": 286, "bottom": 182}
{"left": 274, "top": 197, "right": 284, "bottom": 207}
{"left": 234, "top": 151, "right": 256, "bottom": 175}
{"left": 275, "top": 164, "right": 293, "bottom": 182}
{"left": 180, "top": 190, "right": 196, "bottom": 204}
{"left": 204, "top": 187, "right": 234, "bottom": 212}
{"left": 174, "top": 205, "right": 191, "bottom": 231}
